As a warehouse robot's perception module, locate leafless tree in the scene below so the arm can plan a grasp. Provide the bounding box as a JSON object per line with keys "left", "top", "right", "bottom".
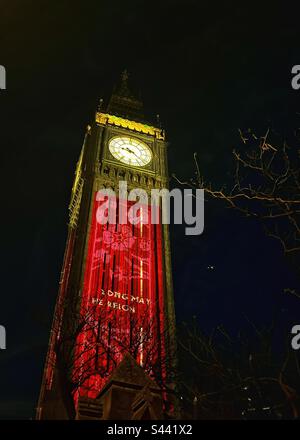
{"left": 177, "top": 318, "right": 300, "bottom": 419}
{"left": 42, "top": 296, "right": 176, "bottom": 418}
{"left": 173, "top": 127, "right": 300, "bottom": 296}
{"left": 173, "top": 127, "right": 300, "bottom": 419}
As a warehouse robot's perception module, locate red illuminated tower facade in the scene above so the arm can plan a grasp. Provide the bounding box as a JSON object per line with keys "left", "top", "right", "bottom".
{"left": 37, "top": 73, "right": 176, "bottom": 420}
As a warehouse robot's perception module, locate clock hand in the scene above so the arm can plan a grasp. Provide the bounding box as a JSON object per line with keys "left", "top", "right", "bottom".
{"left": 124, "top": 147, "right": 139, "bottom": 158}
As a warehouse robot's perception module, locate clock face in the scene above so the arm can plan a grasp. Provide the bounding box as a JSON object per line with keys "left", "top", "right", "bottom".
{"left": 108, "top": 136, "right": 152, "bottom": 167}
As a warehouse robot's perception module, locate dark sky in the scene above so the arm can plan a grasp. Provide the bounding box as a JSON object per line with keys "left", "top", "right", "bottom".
{"left": 0, "top": 0, "right": 300, "bottom": 419}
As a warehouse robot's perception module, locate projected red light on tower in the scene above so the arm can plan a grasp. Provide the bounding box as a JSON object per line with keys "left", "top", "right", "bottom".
{"left": 73, "top": 194, "right": 166, "bottom": 400}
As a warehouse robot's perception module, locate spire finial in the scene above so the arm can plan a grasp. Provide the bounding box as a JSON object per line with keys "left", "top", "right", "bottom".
{"left": 107, "top": 70, "right": 144, "bottom": 121}
{"left": 119, "top": 69, "right": 130, "bottom": 96}
{"left": 121, "top": 69, "right": 129, "bottom": 83}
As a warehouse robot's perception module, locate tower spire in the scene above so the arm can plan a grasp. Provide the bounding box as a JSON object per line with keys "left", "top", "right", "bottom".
{"left": 119, "top": 69, "right": 129, "bottom": 94}
{"left": 106, "top": 70, "right": 144, "bottom": 122}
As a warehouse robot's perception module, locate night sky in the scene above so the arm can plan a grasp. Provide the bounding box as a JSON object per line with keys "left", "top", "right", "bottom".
{"left": 1, "top": 0, "right": 300, "bottom": 419}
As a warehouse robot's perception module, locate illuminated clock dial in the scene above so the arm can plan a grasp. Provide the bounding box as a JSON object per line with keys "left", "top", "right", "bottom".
{"left": 108, "top": 136, "right": 152, "bottom": 167}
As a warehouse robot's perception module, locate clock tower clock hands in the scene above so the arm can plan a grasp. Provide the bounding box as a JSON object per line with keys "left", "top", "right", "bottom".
{"left": 124, "top": 146, "right": 141, "bottom": 160}
{"left": 37, "top": 72, "right": 177, "bottom": 420}
{"left": 109, "top": 136, "right": 152, "bottom": 167}
{"left": 124, "top": 146, "right": 137, "bottom": 156}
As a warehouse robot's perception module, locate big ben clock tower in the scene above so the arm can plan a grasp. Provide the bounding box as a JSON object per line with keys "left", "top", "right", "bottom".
{"left": 37, "top": 72, "right": 176, "bottom": 420}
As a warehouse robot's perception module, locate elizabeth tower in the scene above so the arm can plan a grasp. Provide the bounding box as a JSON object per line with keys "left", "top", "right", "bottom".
{"left": 37, "top": 72, "right": 176, "bottom": 420}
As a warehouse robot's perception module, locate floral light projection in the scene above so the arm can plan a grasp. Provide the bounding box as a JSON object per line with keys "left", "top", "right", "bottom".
{"left": 73, "top": 193, "right": 166, "bottom": 400}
